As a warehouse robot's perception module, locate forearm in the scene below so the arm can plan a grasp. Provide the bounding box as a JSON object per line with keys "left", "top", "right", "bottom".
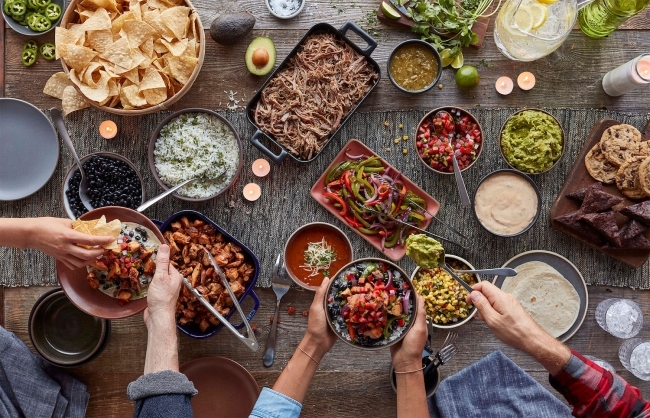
{"left": 144, "top": 313, "right": 179, "bottom": 374}
{"left": 0, "top": 218, "right": 37, "bottom": 249}
{"left": 395, "top": 366, "right": 428, "bottom": 418}
{"left": 520, "top": 326, "right": 571, "bottom": 376}
{"left": 271, "top": 335, "right": 322, "bottom": 404}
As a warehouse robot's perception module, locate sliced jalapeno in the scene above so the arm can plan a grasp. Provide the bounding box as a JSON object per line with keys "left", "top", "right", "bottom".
{"left": 28, "top": 13, "right": 50, "bottom": 31}
{"left": 8, "top": 0, "right": 26, "bottom": 16}
{"left": 3, "top": 0, "right": 15, "bottom": 15}
{"left": 39, "top": 42, "right": 55, "bottom": 60}
{"left": 21, "top": 48, "right": 37, "bottom": 66}
{"left": 23, "top": 40, "right": 38, "bottom": 51}
{"left": 26, "top": 0, "right": 37, "bottom": 10}
{"left": 43, "top": 3, "right": 60, "bottom": 20}
{"left": 33, "top": 0, "right": 50, "bottom": 7}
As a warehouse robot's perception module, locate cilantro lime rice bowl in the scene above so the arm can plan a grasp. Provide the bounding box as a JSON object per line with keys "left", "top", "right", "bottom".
{"left": 325, "top": 258, "right": 417, "bottom": 350}
{"left": 148, "top": 109, "right": 242, "bottom": 201}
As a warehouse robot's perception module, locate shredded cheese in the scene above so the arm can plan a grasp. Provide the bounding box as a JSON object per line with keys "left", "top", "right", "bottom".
{"left": 300, "top": 237, "right": 337, "bottom": 277}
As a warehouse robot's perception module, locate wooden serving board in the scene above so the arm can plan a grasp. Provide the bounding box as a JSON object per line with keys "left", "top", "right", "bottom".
{"left": 376, "top": 1, "right": 493, "bottom": 48}
{"left": 549, "top": 119, "right": 650, "bottom": 268}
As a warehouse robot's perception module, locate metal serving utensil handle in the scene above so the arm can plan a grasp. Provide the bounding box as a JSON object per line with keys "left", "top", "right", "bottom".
{"left": 201, "top": 248, "right": 259, "bottom": 352}
{"left": 263, "top": 299, "right": 281, "bottom": 367}
{"left": 455, "top": 268, "right": 518, "bottom": 277}
{"left": 137, "top": 178, "right": 198, "bottom": 212}
{"left": 182, "top": 278, "right": 258, "bottom": 351}
{"left": 51, "top": 108, "right": 84, "bottom": 170}
{"left": 452, "top": 155, "right": 471, "bottom": 207}
{"left": 441, "top": 265, "right": 475, "bottom": 293}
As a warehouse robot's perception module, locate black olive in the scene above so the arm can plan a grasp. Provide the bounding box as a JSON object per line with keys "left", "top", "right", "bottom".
{"left": 142, "top": 237, "right": 147, "bottom": 242}
{"left": 99, "top": 279, "right": 105, "bottom": 285}
{"left": 102, "top": 284, "right": 110, "bottom": 290}
{"left": 129, "top": 231, "right": 134, "bottom": 237}
{"left": 135, "top": 235, "right": 141, "bottom": 241}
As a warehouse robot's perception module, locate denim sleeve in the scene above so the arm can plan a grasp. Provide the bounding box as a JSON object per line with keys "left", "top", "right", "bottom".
{"left": 133, "top": 394, "right": 193, "bottom": 418}
{"left": 249, "top": 388, "right": 302, "bottom": 418}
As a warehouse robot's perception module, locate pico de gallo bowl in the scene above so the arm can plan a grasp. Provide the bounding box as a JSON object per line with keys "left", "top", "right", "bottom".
{"left": 325, "top": 258, "right": 417, "bottom": 350}
{"left": 415, "top": 107, "right": 483, "bottom": 174}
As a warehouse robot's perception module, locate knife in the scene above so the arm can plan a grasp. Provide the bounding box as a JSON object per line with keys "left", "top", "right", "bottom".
{"left": 389, "top": 0, "right": 408, "bottom": 15}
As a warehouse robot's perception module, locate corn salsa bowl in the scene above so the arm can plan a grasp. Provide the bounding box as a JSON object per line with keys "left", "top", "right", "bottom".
{"left": 411, "top": 255, "right": 481, "bottom": 329}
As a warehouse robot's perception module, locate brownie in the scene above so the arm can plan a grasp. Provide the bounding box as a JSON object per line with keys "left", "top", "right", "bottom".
{"left": 566, "top": 182, "right": 603, "bottom": 202}
{"left": 620, "top": 201, "right": 650, "bottom": 226}
{"left": 554, "top": 210, "right": 605, "bottom": 246}
{"left": 582, "top": 211, "right": 621, "bottom": 246}
{"left": 579, "top": 188, "right": 623, "bottom": 214}
{"left": 621, "top": 234, "right": 650, "bottom": 250}
{"left": 619, "top": 219, "right": 648, "bottom": 242}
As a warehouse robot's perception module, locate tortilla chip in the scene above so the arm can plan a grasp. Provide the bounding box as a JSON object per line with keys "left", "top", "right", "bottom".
{"left": 121, "top": 84, "right": 148, "bottom": 107}
{"left": 156, "top": 6, "right": 190, "bottom": 40}
{"left": 62, "top": 86, "right": 90, "bottom": 115}
{"left": 111, "top": 11, "right": 136, "bottom": 35}
{"left": 87, "top": 29, "right": 113, "bottom": 54}
{"left": 139, "top": 67, "right": 166, "bottom": 91}
{"left": 142, "top": 87, "right": 167, "bottom": 105}
{"left": 44, "top": 72, "right": 74, "bottom": 99}
{"left": 81, "top": 8, "right": 113, "bottom": 31}
{"left": 123, "top": 20, "right": 157, "bottom": 47}
{"left": 121, "top": 67, "right": 140, "bottom": 84}
{"left": 100, "top": 37, "right": 133, "bottom": 69}
{"left": 62, "top": 45, "right": 98, "bottom": 74}
{"left": 81, "top": 0, "right": 118, "bottom": 12}
{"left": 166, "top": 54, "right": 197, "bottom": 85}
{"left": 72, "top": 216, "right": 120, "bottom": 250}
{"left": 77, "top": 70, "right": 111, "bottom": 103}
{"left": 160, "top": 38, "right": 188, "bottom": 57}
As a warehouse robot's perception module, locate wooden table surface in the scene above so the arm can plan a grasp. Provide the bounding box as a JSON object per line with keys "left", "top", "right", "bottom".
{"left": 3, "top": 1, "right": 650, "bottom": 416}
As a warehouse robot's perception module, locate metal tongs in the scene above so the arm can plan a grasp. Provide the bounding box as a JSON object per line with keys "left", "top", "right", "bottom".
{"left": 181, "top": 247, "right": 259, "bottom": 352}
{"left": 365, "top": 206, "right": 469, "bottom": 249}
{"left": 388, "top": 185, "right": 470, "bottom": 248}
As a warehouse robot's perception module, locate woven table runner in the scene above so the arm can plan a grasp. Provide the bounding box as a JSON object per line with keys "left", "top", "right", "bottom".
{"left": 1, "top": 108, "right": 650, "bottom": 288}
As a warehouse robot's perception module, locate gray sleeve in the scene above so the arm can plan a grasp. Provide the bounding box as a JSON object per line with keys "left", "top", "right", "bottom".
{"left": 127, "top": 370, "right": 198, "bottom": 401}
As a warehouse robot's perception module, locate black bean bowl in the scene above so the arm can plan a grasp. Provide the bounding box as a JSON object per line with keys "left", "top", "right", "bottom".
{"left": 61, "top": 152, "right": 145, "bottom": 220}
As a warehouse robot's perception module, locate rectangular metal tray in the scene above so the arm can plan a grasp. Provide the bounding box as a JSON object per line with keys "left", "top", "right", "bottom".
{"left": 245, "top": 22, "right": 381, "bottom": 165}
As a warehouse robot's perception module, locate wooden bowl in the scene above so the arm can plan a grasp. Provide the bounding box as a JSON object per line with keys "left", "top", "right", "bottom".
{"left": 414, "top": 107, "right": 484, "bottom": 175}
{"left": 59, "top": 0, "right": 205, "bottom": 115}
{"left": 56, "top": 207, "right": 165, "bottom": 319}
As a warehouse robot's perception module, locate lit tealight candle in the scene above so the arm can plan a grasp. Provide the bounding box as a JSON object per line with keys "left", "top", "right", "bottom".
{"left": 517, "top": 72, "right": 536, "bottom": 91}
{"left": 495, "top": 76, "right": 514, "bottom": 95}
{"left": 99, "top": 120, "right": 118, "bottom": 139}
{"left": 243, "top": 183, "right": 261, "bottom": 201}
{"left": 251, "top": 158, "right": 271, "bottom": 177}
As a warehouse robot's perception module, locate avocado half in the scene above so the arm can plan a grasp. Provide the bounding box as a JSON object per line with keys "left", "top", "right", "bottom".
{"left": 245, "top": 37, "right": 276, "bottom": 76}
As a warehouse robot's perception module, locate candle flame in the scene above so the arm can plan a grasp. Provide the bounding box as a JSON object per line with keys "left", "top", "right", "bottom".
{"left": 248, "top": 190, "right": 253, "bottom": 194}
{"left": 501, "top": 82, "right": 505, "bottom": 87}
{"left": 524, "top": 76, "right": 529, "bottom": 82}
{"left": 259, "top": 164, "right": 263, "bottom": 169}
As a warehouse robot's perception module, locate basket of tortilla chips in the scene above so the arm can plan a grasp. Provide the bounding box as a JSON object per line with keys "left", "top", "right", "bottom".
{"left": 47, "top": 0, "right": 204, "bottom": 115}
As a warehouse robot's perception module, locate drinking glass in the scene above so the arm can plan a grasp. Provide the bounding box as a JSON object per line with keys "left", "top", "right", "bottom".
{"left": 585, "top": 355, "right": 616, "bottom": 373}
{"left": 619, "top": 339, "right": 650, "bottom": 381}
{"left": 595, "top": 298, "right": 643, "bottom": 339}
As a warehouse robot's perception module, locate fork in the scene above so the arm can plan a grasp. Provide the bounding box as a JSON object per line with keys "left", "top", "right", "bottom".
{"left": 423, "top": 332, "right": 458, "bottom": 375}
{"left": 263, "top": 255, "right": 292, "bottom": 367}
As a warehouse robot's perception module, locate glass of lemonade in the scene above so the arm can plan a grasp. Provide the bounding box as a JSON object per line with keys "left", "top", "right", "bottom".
{"left": 494, "top": 0, "right": 577, "bottom": 61}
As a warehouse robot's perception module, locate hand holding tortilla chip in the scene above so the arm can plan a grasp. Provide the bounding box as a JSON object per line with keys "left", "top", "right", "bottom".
{"left": 72, "top": 215, "right": 121, "bottom": 250}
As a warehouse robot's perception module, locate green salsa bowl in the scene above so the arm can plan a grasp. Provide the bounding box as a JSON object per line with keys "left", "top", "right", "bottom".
{"left": 499, "top": 109, "right": 565, "bottom": 175}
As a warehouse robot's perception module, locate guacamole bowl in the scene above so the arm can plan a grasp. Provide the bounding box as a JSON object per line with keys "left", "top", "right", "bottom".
{"left": 499, "top": 109, "right": 565, "bottom": 175}
{"left": 414, "top": 107, "right": 484, "bottom": 175}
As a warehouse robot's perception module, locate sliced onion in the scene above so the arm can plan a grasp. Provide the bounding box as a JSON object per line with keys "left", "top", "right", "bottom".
{"left": 345, "top": 149, "right": 367, "bottom": 159}
{"left": 403, "top": 290, "right": 411, "bottom": 313}
{"left": 380, "top": 234, "right": 387, "bottom": 252}
{"left": 387, "top": 270, "right": 393, "bottom": 288}
{"left": 341, "top": 304, "right": 350, "bottom": 317}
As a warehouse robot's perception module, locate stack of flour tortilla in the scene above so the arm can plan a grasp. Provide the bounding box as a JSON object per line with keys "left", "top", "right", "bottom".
{"left": 502, "top": 261, "right": 580, "bottom": 338}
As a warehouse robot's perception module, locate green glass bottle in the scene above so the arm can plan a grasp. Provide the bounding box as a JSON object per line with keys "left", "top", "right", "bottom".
{"left": 579, "top": 0, "right": 650, "bottom": 38}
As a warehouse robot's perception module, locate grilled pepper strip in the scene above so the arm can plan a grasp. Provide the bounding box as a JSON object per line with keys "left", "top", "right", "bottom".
{"left": 323, "top": 192, "right": 347, "bottom": 216}
{"left": 384, "top": 228, "right": 400, "bottom": 248}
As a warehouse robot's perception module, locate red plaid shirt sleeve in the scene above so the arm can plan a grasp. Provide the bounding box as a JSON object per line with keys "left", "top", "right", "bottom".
{"left": 549, "top": 349, "right": 650, "bottom": 418}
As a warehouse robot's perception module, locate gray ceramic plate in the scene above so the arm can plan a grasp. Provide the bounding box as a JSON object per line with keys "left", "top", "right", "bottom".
{"left": 493, "top": 250, "right": 588, "bottom": 343}
{"left": 0, "top": 99, "right": 59, "bottom": 200}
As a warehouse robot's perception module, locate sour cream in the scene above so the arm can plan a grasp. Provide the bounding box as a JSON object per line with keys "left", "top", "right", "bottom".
{"left": 474, "top": 172, "right": 538, "bottom": 235}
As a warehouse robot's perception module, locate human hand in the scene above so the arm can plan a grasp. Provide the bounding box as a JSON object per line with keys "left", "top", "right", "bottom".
{"left": 143, "top": 245, "right": 183, "bottom": 328}
{"left": 390, "top": 295, "right": 427, "bottom": 371}
{"left": 29, "top": 217, "right": 114, "bottom": 270}
{"left": 302, "top": 277, "right": 338, "bottom": 362}
{"left": 466, "top": 281, "right": 546, "bottom": 353}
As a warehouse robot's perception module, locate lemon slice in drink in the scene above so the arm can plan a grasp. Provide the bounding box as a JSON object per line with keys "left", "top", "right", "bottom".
{"left": 440, "top": 49, "right": 453, "bottom": 67}
{"left": 537, "top": 0, "right": 558, "bottom": 5}
{"left": 513, "top": 6, "right": 534, "bottom": 32}
{"left": 528, "top": 2, "right": 548, "bottom": 29}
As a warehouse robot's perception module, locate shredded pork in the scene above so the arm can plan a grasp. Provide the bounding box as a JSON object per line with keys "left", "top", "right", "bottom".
{"left": 254, "top": 33, "right": 378, "bottom": 160}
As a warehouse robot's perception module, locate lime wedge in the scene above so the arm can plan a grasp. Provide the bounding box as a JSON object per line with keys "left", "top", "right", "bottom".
{"left": 381, "top": 1, "right": 401, "bottom": 20}
{"left": 528, "top": 2, "right": 548, "bottom": 29}
{"left": 450, "top": 51, "right": 464, "bottom": 69}
{"left": 440, "top": 49, "right": 453, "bottom": 67}
{"left": 513, "top": 6, "right": 534, "bottom": 32}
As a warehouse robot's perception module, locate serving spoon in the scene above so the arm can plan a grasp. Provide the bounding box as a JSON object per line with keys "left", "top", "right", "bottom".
{"left": 136, "top": 178, "right": 199, "bottom": 212}
{"left": 453, "top": 267, "right": 518, "bottom": 277}
{"left": 51, "top": 108, "right": 93, "bottom": 213}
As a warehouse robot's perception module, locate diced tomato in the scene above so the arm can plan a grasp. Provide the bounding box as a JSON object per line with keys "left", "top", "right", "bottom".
{"left": 287, "top": 306, "right": 295, "bottom": 315}
{"left": 348, "top": 324, "right": 357, "bottom": 340}
{"left": 302, "top": 310, "right": 308, "bottom": 317}
{"left": 397, "top": 319, "right": 405, "bottom": 327}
